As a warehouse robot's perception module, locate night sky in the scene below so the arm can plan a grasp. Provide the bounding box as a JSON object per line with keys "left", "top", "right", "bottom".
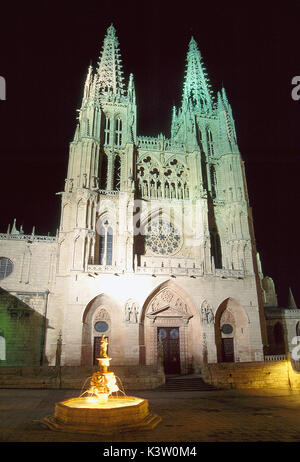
{"left": 0, "top": 1, "right": 299, "bottom": 306}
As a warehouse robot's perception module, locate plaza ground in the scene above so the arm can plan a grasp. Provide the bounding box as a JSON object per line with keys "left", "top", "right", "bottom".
{"left": 1, "top": 380, "right": 300, "bottom": 445}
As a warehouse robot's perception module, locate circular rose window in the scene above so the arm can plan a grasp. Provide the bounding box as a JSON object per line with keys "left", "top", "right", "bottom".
{"left": 145, "top": 219, "right": 182, "bottom": 256}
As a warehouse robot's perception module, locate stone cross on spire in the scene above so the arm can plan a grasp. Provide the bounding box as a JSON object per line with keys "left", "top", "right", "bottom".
{"left": 97, "top": 23, "right": 125, "bottom": 96}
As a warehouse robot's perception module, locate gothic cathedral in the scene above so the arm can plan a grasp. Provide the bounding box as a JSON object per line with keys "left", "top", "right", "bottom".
{"left": 0, "top": 24, "right": 271, "bottom": 373}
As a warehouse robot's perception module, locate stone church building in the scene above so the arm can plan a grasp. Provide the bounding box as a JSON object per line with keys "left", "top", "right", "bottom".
{"left": 0, "top": 25, "right": 298, "bottom": 372}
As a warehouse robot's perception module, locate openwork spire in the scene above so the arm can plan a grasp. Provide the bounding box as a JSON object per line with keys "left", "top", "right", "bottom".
{"left": 97, "top": 24, "right": 125, "bottom": 95}
{"left": 182, "top": 37, "right": 214, "bottom": 112}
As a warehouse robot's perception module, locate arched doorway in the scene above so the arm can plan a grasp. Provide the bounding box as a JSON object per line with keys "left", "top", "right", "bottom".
{"left": 215, "top": 298, "right": 250, "bottom": 363}
{"left": 81, "top": 294, "right": 124, "bottom": 366}
{"left": 140, "top": 280, "right": 200, "bottom": 375}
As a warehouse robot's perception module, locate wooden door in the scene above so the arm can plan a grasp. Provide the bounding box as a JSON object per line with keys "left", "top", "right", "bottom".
{"left": 158, "top": 327, "right": 180, "bottom": 374}
{"left": 222, "top": 337, "right": 234, "bottom": 362}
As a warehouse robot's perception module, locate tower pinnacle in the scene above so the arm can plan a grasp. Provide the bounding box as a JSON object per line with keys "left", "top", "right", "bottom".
{"left": 182, "top": 37, "right": 214, "bottom": 112}
{"left": 97, "top": 23, "right": 125, "bottom": 96}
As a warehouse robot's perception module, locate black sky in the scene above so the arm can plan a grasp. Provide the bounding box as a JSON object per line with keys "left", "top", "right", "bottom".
{"left": 0, "top": 1, "right": 299, "bottom": 306}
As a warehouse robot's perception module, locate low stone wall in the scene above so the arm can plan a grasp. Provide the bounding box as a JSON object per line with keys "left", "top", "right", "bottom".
{"left": 202, "top": 360, "right": 300, "bottom": 390}
{"left": 0, "top": 365, "right": 165, "bottom": 390}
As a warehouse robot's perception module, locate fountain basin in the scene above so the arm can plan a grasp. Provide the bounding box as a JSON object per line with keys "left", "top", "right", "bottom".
{"left": 42, "top": 396, "right": 161, "bottom": 435}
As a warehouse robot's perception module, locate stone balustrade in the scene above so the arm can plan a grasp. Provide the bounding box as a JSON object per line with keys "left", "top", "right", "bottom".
{"left": 87, "top": 264, "right": 246, "bottom": 279}
{"left": 264, "top": 354, "right": 286, "bottom": 361}
{"left": 0, "top": 233, "right": 57, "bottom": 243}
{"left": 137, "top": 136, "right": 184, "bottom": 153}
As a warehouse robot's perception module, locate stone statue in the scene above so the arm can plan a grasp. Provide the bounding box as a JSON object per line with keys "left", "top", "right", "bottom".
{"left": 201, "top": 301, "right": 214, "bottom": 325}
{"left": 125, "top": 303, "right": 132, "bottom": 322}
{"left": 125, "top": 300, "right": 139, "bottom": 323}
{"left": 207, "top": 308, "right": 214, "bottom": 324}
{"left": 100, "top": 334, "right": 108, "bottom": 358}
{"left": 132, "top": 302, "right": 139, "bottom": 323}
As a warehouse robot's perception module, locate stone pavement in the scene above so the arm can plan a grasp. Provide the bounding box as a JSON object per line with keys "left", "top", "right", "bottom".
{"left": 1, "top": 386, "right": 300, "bottom": 445}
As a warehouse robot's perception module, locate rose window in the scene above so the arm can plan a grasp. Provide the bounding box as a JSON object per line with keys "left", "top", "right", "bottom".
{"left": 145, "top": 219, "right": 182, "bottom": 255}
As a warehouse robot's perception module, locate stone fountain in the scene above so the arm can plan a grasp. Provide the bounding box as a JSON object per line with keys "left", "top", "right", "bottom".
{"left": 42, "top": 335, "right": 161, "bottom": 435}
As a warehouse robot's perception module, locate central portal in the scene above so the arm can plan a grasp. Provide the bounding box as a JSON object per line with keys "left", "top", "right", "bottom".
{"left": 158, "top": 327, "right": 180, "bottom": 375}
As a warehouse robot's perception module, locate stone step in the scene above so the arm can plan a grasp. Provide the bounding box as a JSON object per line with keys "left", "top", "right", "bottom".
{"left": 155, "top": 375, "right": 217, "bottom": 392}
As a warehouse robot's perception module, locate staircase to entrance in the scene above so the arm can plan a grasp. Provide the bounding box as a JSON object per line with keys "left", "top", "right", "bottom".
{"left": 155, "top": 374, "right": 217, "bottom": 392}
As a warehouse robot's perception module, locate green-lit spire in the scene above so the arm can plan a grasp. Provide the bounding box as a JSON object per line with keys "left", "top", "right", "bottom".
{"left": 217, "top": 87, "right": 237, "bottom": 151}
{"left": 182, "top": 37, "right": 214, "bottom": 112}
{"left": 97, "top": 23, "right": 125, "bottom": 96}
{"left": 127, "top": 73, "right": 136, "bottom": 103}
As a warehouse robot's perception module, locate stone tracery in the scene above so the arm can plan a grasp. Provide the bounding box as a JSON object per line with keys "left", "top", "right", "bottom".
{"left": 137, "top": 156, "right": 189, "bottom": 200}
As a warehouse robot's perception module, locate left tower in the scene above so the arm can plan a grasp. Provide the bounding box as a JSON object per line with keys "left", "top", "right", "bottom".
{"left": 59, "top": 24, "right": 137, "bottom": 274}
{"left": 47, "top": 25, "right": 137, "bottom": 364}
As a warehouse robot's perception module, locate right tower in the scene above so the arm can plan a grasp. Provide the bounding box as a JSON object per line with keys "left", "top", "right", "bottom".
{"left": 170, "top": 37, "right": 251, "bottom": 274}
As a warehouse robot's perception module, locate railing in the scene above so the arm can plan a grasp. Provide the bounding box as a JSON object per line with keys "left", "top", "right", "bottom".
{"left": 136, "top": 266, "right": 204, "bottom": 277}
{"left": 215, "top": 268, "right": 245, "bottom": 278}
{"left": 137, "top": 136, "right": 184, "bottom": 153}
{"left": 264, "top": 354, "right": 286, "bottom": 361}
{"left": 0, "top": 233, "right": 57, "bottom": 242}
{"left": 87, "top": 263, "right": 247, "bottom": 279}
{"left": 137, "top": 136, "right": 160, "bottom": 150}
{"left": 98, "top": 189, "right": 119, "bottom": 196}
{"left": 87, "top": 265, "right": 122, "bottom": 274}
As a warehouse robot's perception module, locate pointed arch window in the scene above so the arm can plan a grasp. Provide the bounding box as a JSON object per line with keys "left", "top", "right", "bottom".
{"left": 99, "top": 227, "right": 106, "bottom": 265}
{"left": 210, "top": 165, "right": 217, "bottom": 198}
{"left": 104, "top": 117, "right": 111, "bottom": 145}
{"left": 206, "top": 127, "right": 214, "bottom": 156}
{"left": 106, "top": 226, "right": 113, "bottom": 265}
{"left": 100, "top": 153, "right": 108, "bottom": 189}
{"left": 99, "top": 220, "right": 114, "bottom": 266}
{"left": 210, "top": 231, "right": 222, "bottom": 269}
{"left": 115, "top": 118, "right": 122, "bottom": 146}
{"left": 113, "top": 155, "right": 121, "bottom": 190}
{"left": 0, "top": 257, "right": 13, "bottom": 280}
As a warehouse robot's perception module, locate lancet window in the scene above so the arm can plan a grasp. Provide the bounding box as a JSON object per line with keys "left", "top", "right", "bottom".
{"left": 210, "top": 231, "right": 222, "bottom": 268}
{"left": 99, "top": 220, "right": 113, "bottom": 265}
{"left": 104, "top": 117, "right": 111, "bottom": 145}
{"left": 115, "top": 118, "right": 122, "bottom": 146}
{"left": 206, "top": 127, "right": 214, "bottom": 157}
{"left": 113, "top": 155, "right": 121, "bottom": 190}
{"left": 99, "top": 153, "right": 108, "bottom": 189}
{"left": 210, "top": 165, "right": 217, "bottom": 198}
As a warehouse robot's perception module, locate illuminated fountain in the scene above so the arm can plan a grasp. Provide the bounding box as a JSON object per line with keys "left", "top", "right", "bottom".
{"left": 42, "top": 335, "right": 161, "bottom": 435}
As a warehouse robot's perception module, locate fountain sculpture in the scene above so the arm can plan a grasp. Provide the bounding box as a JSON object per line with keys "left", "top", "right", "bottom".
{"left": 42, "top": 335, "right": 161, "bottom": 435}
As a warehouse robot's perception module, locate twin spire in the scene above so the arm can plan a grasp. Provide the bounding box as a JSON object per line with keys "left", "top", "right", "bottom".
{"left": 81, "top": 24, "right": 127, "bottom": 107}
{"left": 82, "top": 24, "right": 216, "bottom": 110}
{"left": 79, "top": 24, "right": 235, "bottom": 149}
{"left": 182, "top": 36, "right": 214, "bottom": 112}
{"left": 97, "top": 23, "right": 125, "bottom": 96}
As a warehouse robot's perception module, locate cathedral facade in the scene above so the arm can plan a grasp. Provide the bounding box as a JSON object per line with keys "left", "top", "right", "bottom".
{"left": 0, "top": 25, "right": 275, "bottom": 372}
